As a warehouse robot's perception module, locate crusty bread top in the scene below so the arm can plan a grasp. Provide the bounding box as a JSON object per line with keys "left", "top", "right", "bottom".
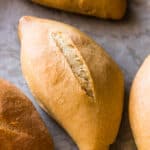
{"left": 0, "top": 79, "right": 53, "bottom": 150}
{"left": 50, "top": 32, "right": 95, "bottom": 99}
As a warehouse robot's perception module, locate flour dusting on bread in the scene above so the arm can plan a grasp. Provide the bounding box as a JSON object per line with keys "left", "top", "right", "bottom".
{"left": 50, "top": 32, "right": 95, "bottom": 99}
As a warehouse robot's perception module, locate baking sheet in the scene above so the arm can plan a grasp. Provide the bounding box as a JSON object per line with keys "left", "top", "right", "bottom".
{"left": 0, "top": 0, "right": 150, "bottom": 149}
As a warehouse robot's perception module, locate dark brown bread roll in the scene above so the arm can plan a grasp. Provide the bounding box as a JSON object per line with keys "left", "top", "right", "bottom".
{"left": 0, "top": 79, "right": 53, "bottom": 150}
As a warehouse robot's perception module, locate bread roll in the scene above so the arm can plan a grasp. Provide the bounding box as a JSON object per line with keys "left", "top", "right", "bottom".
{"left": 19, "top": 16, "right": 124, "bottom": 150}
{"left": 129, "top": 56, "right": 150, "bottom": 150}
{"left": 0, "top": 79, "right": 53, "bottom": 150}
{"left": 32, "top": 0, "right": 126, "bottom": 20}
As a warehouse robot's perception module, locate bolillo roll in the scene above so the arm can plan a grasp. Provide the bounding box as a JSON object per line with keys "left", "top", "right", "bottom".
{"left": 129, "top": 56, "right": 150, "bottom": 150}
{"left": 0, "top": 78, "right": 53, "bottom": 150}
{"left": 32, "top": 0, "right": 127, "bottom": 20}
{"left": 19, "top": 16, "right": 124, "bottom": 150}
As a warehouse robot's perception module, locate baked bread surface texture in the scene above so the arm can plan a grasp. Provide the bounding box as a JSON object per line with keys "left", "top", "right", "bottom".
{"left": 129, "top": 56, "right": 150, "bottom": 150}
{"left": 19, "top": 16, "right": 124, "bottom": 150}
{"left": 0, "top": 79, "right": 53, "bottom": 150}
{"left": 32, "top": 0, "right": 126, "bottom": 20}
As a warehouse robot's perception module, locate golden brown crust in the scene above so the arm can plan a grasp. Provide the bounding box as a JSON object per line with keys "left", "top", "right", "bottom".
{"left": 0, "top": 79, "right": 53, "bottom": 150}
{"left": 19, "top": 16, "right": 124, "bottom": 150}
{"left": 129, "top": 56, "right": 150, "bottom": 150}
{"left": 32, "top": 0, "right": 126, "bottom": 20}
